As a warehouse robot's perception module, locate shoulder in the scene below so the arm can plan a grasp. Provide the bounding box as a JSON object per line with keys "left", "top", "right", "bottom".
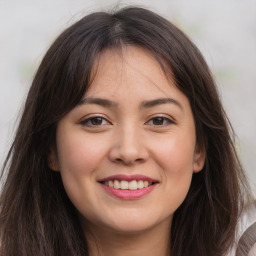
{"left": 248, "top": 243, "right": 256, "bottom": 256}
{"left": 235, "top": 202, "right": 256, "bottom": 256}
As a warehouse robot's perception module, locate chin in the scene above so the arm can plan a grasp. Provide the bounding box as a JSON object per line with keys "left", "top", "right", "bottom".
{"left": 105, "top": 223, "right": 156, "bottom": 235}
{"left": 99, "top": 212, "right": 173, "bottom": 235}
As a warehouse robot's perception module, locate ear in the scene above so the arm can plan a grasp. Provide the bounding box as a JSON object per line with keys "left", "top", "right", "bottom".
{"left": 193, "top": 143, "right": 206, "bottom": 173}
{"left": 48, "top": 146, "right": 60, "bottom": 172}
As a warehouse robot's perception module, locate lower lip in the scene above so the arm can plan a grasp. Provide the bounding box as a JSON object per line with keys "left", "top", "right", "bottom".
{"left": 100, "top": 183, "right": 157, "bottom": 200}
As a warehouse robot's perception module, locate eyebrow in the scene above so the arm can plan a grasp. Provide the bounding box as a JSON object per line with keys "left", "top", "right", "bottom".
{"left": 140, "top": 98, "right": 183, "bottom": 110}
{"left": 78, "top": 97, "right": 118, "bottom": 108}
{"left": 78, "top": 97, "right": 183, "bottom": 110}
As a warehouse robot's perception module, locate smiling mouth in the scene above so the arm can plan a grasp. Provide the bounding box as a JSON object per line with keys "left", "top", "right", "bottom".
{"left": 98, "top": 175, "right": 159, "bottom": 199}
{"left": 98, "top": 174, "right": 159, "bottom": 191}
{"left": 100, "top": 180, "right": 158, "bottom": 190}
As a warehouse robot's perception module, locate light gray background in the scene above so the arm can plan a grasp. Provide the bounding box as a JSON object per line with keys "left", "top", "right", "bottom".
{"left": 0, "top": 0, "right": 255, "bottom": 195}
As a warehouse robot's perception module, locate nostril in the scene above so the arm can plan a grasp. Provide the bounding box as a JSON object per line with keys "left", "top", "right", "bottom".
{"left": 113, "top": 157, "right": 145, "bottom": 165}
{"left": 109, "top": 141, "right": 149, "bottom": 165}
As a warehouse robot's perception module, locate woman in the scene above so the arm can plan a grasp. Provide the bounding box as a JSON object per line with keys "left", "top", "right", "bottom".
{"left": 0, "top": 6, "right": 251, "bottom": 256}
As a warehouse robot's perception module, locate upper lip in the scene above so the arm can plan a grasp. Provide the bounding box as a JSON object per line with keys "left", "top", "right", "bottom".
{"left": 98, "top": 174, "right": 159, "bottom": 183}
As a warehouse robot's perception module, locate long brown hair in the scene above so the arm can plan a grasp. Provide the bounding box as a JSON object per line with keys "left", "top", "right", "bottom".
{"left": 0, "top": 6, "right": 250, "bottom": 256}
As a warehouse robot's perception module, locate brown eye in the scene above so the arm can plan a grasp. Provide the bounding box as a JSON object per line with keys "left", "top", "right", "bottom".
{"left": 147, "top": 117, "right": 174, "bottom": 126}
{"left": 90, "top": 117, "right": 104, "bottom": 125}
{"left": 152, "top": 117, "right": 165, "bottom": 125}
{"left": 80, "top": 117, "right": 110, "bottom": 127}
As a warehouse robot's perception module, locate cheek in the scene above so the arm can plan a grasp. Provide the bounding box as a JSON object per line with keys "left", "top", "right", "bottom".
{"left": 152, "top": 134, "right": 195, "bottom": 208}
{"left": 56, "top": 131, "right": 108, "bottom": 173}
{"left": 55, "top": 130, "right": 109, "bottom": 216}
{"left": 154, "top": 133, "right": 195, "bottom": 174}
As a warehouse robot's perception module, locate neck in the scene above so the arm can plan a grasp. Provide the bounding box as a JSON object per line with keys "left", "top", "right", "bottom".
{"left": 84, "top": 218, "right": 172, "bottom": 256}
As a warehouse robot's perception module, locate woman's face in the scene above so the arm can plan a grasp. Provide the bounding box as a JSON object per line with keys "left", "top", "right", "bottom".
{"left": 50, "top": 46, "right": 205, "bottom": 234}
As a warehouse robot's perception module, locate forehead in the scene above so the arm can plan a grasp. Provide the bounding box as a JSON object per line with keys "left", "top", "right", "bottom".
{"left": 86, "top": 46, "right": 177, "bottom": 99}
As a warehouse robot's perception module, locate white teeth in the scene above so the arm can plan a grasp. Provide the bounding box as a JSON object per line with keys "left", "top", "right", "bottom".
{"left": 137, "top": 180, "right": 144, "bottom": 189}
{"left": 108, "top": 180, "right": 114, "bottom": 188}
{"left": 143, "top": 181, "right": 149, "bottom": 187}
{"left": 104, "top": 179, "right": 154, "bottom": 190}
{"left": 120, "top": 180, "right": 129, "bottom": 189}
{"left": 114, "top": 180, "right": 120, "bottom": 189}
{"left": 129, "top": 180, "right": 138, "bottom": 190}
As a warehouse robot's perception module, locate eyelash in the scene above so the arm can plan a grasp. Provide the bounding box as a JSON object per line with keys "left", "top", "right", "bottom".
{"left": 80, "top": 116, "right": 111, "bottom": 127}
{"left": 146, "top": 116, "right": 174, "bottom": 126}
{"left": 80, "top": 115, "right": 175, "bottom": 128}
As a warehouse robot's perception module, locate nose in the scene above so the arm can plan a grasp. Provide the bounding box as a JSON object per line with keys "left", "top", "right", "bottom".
{"left": 108, "top": 125, "right": 149, "bottom": 165}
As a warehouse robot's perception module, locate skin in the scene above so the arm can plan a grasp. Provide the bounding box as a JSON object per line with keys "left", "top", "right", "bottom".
{"left": 49, "top": 46, "right": 205, "bottom": 256}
